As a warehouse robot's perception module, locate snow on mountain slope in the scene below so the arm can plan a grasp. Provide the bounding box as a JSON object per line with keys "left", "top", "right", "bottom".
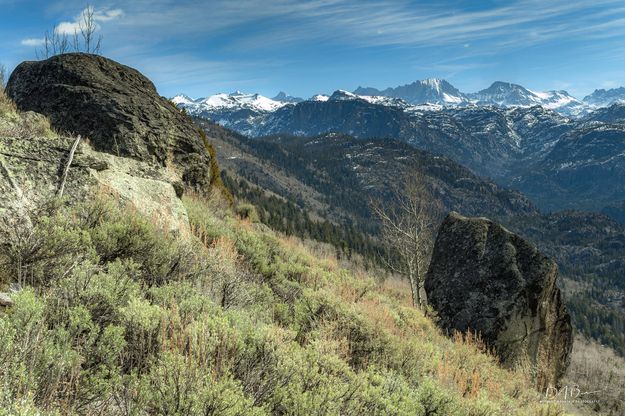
{"left": 466, "top": 82, "right": 587, "bottom": 116}
{"left": 173, "top": 80, "right": 625, "bottom": 126}
{"left": 174, "top": 91, "right": 287, "bottom": 115}
{"left": 583, "top": 87, "right": 625, "bottom": 107}
{"left": 354, "top": 78, "right": 467, "bottom": 105}
{"left": 171, "top": 94, "right": 197, "bottom": 106}
{"left": 328, "top": 90, "right": 409, "bottom": 107}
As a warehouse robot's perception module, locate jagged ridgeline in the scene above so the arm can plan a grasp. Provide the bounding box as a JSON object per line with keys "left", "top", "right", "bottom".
{"left": 0, "top": 54, "right": 566, "bottom": 415}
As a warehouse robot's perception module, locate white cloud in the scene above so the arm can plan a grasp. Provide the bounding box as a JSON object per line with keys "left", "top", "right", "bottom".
{"left": 95, "top": 9, "right": 124, "bottom": 22}
{"left": 20, "top": 38, "right": 45, "bottom": 47}
{"left": 54, "top": 7, "right": 124, "bottom": 35}
{"left": 55, "top": 21, "right": 81, "bottom": 35}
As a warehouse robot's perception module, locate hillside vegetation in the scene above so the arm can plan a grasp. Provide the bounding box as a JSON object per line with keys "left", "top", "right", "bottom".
{"left": 0, "top": 79, "right": 568, "bottom": 415}
{"left": 0, "top": 194, "right": 564, "bottom": 414}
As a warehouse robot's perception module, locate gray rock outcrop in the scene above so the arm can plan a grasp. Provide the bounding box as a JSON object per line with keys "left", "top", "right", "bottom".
{"left": 425, "top": 212, "right": 573, "bottom": 390}
{"left": 6, "top": 53, "right": 211, "bottom": 191}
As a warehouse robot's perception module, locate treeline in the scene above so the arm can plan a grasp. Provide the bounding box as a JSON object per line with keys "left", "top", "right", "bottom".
{"left": 236, "top": 134, "right": 382, "bottom": 234}
{"left": 222, "top": 171, "right": 383, "bottom": 267}
{"left": 567, "top": 292, "right": 625, "bottom": 355}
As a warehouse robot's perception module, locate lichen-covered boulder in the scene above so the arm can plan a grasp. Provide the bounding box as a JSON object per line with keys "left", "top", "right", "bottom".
{"left": 0, "top": 135, "right": 188, "bottom": 232}
{"left": 6, "top": 53, "right": 211, "bottom": 191}
{"left": 425, "top": 212, "right": 573, "bottom": 390}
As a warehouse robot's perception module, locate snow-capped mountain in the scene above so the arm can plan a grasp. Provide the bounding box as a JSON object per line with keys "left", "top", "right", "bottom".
{"left": 172, "top": 91, "right": 289, "bottom": 135}
{"left": 171, "top": 94, "right": 197, "bottom": 106}
{"left": 328, "top": 90, "right": 410, "bottom": 107}
{"left": 174, "top": 79, "right": 625, "bottom": 121}
{"left": 583, "top": 87, "right": 625, "bottom": 107}
{"left": 195, "top": 91, "right": 287, "bottom": 112}
{"left": 180, "top": 83, "right": 625, "bottom": 224}
{"left": 467, "top": 82, "right": 587, "bottom": 116}
{"left": 353, "top": 79, "right": 590, "bottom": 116}
{"left": 354, "top": 78, "right": 467, "bottom": 106}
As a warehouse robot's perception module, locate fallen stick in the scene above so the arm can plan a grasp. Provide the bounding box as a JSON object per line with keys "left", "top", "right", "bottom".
{"left": 57, "top": 135, "right": 81, "bottom": 198}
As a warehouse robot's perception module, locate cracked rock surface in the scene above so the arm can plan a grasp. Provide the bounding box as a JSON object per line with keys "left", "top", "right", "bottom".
{"left": 0, "top": 134, "right": 188, "bottom": 232}
{"left": 425, "top": 212, "right": 573, "bottom": 390}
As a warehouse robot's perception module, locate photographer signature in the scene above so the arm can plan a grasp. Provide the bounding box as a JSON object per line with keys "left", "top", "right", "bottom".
{"left": 542, "top": 384, "right": 602, "bottom": 403}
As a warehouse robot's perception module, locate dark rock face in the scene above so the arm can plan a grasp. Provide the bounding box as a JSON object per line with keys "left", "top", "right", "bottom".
{"left": 6, "top": 53, "right": 211, "bottom": 191}
{"left": 425, "top": 212, "right": 573, "bottom": 390}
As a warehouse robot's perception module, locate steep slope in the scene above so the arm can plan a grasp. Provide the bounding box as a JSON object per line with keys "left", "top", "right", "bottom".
{"left": 261, "top": 102, "right": 573, "bottom": 179}
{"left": 199, "top": 118, "right": 625, "bottom": 359}
{"left": 583, "top": 102, "right": 625, "bottom": 123}
{"left": 353, "top": 78, "right": 587, "bottom": 115}
{"left": 0, "top": 187, "right": 560, "bottom": 415}
{"left": 184, "top": 93, "right": 625, "bottom": 223}
{"left": 0, "top": 63, "right": 561, "bottom": 415}
{"left": 509, "top": 122, "right": 625, "bottom": 214}
{"left": 198, "top": 118, "right": 537, "bottom": 233}
{"left": 467, "top": 81, "right": 586, "bottom": 115}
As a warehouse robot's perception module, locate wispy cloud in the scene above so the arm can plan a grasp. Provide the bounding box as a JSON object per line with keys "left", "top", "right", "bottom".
{"left": 19, "top": 0, "right": 625, "bottom": 96}
{"left": 100, "top": 0, "right": 625, "bottom": 51}
{"left": 20, "top": 38, "right": 45, "bottom": 47}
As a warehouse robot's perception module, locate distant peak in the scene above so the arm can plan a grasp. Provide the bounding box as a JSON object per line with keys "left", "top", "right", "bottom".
{"left": 422, "top": 77, "right": 443, "bottom": 84}
{"left": 272, "top": 91, "right": 304, "bottom": 103}
{"left": 329, "top": 89, "right": 359, "bottom": 100}
{"left": 489, "top": 81, "right": 517, "bottom": 88}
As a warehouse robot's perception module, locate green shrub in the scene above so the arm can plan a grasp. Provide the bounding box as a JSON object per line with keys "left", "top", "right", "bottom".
{"left": 139, "top": 352, "right": 261, "bottom": 416}
{"left": 235, "top": 203, "right": 260, "bottom": 223}
{"left": 0, "top": 194, "right": 560, "bottom": 414}
{"left": 0, "top": 201, "right": 95, "bottom": 287}
{"left": 89, "top": 208, "right": 206, "bottom": 288}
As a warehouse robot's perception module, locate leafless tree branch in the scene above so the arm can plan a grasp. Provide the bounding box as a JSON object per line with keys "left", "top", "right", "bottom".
{"left": 371, "top": 172, "right": 443, "bottom": 309}
{"left": 36, "top": 5, "right": 103, "bottom": 59}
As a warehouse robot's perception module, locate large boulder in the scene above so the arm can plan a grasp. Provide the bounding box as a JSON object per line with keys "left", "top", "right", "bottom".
{"left": 425, "top": 212, "right": 573, "bottom": 390}
{"left": 6, "top": 53, "right": 211, "bottom": 191}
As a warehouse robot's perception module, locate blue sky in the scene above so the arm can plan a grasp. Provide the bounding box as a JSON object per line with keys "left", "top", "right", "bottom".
{"left": 3, "top": 0, "right": 625, "bottom": 99}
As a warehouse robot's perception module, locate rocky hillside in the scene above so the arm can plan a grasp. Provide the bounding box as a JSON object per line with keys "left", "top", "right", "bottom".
{"left": 509, "top": 122, "right": 625, "bottom": 213}
{"left": 0, "top": 55, "right": 566, "bottom": 415}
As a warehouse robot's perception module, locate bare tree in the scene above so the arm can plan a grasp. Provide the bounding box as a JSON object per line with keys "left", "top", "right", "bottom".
{"left": 37, "top": 5, "right": 103, "bottom": 59}
{"left": 37, "top": 27, "right": 70, "bottom": 59}
{"left": 78, "top": 6, "right": 102, "bottom": 54}
{"left": 371, "top": 172, "right": 442, "bottom": 309}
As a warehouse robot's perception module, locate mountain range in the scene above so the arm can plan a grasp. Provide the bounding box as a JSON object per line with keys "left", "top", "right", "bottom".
{"left": 173, "top": 78, "right": 625, "bottom": 119}
{"left": 174, "top": 84, "right": 625, "bottom": 225}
